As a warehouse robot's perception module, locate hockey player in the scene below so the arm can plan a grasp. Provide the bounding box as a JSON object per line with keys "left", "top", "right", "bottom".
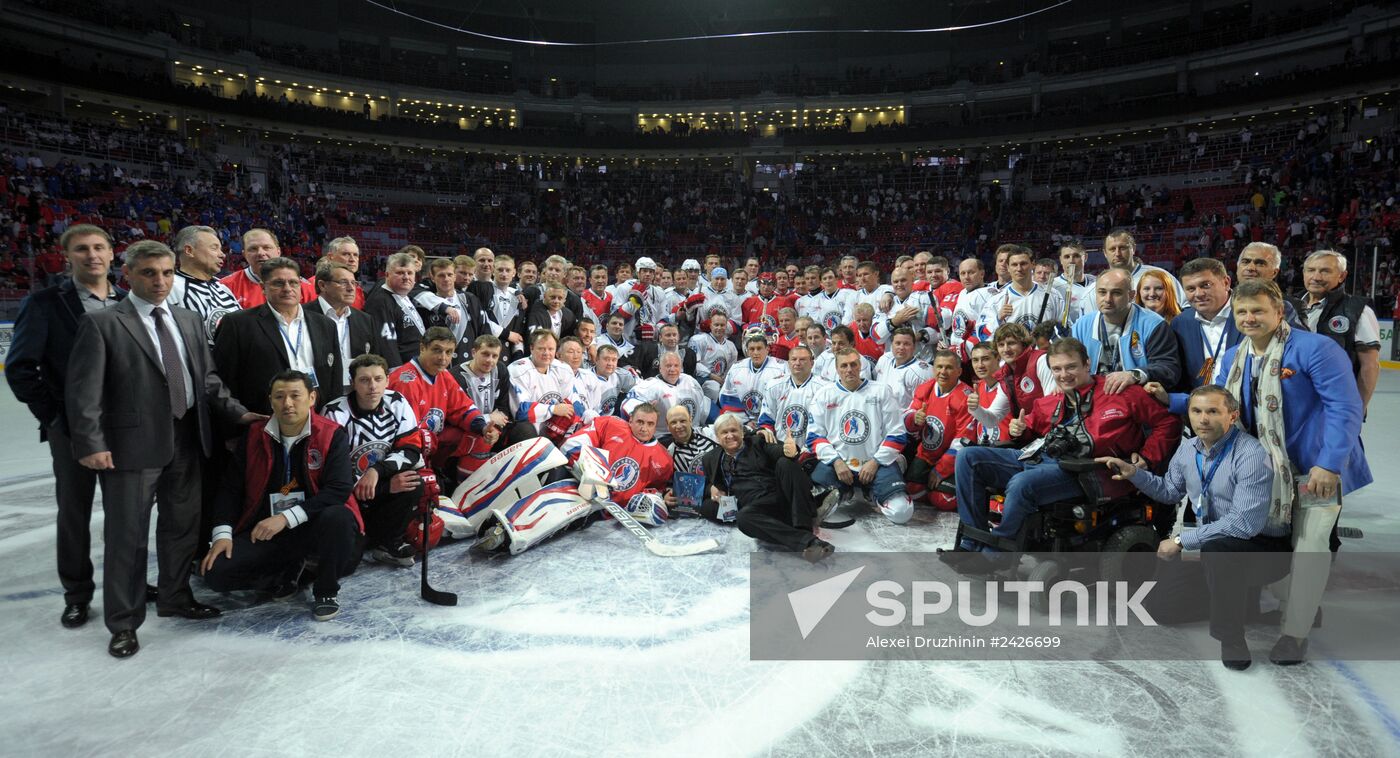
{"left": 874, "top": 328, "right": 934, "bottom": 410}
{"left": 610, "top": 256, "right": 666, "bottom": 342}
{"left": 814, "top": 325, "right": 873, "bottom": 383}
{"left": 851, "top": 261, "right": 894, "bottom": 317}
{"left": 507, "top": 329, "right": 584, "bottom": 444}
{"left": 581, "top": 264, "right": 613, "bottom": 323}
{"left": 591, "top": 344, "right": 637, "bottom": 418}
{"left": 1050, "top": 241, "right": 1097, "bottom": 326}
{"left": 806, "top": 347, "right": 914, "bottom": 525}
{"left": 168, "top": 225, "right": 240, "bottom": 344}
{"left": 757, "top": 344, "right": 830, "bottom": 447}
{"left": 695, "top": 268, "right": 744, "bottom": 332}
{"left": 770, "top": 308, "right": 802, "bottom": 361}
{"left": 966, "top": 343, "right": 1013, "bottom": 444}
{"left": 451, "top": 334, "right": 513, "bottom": 439}
{"left": 977, "top": 248, "right": 1064, "bottom": 342}
{"left": 926, "top": 257, "right": 964, "bottom": 335}
{"left": 903, "top": 350, "right": 975, "bottom": 510}
{"left": 387, "top": 327, "right": 498, "bottom": 478}
{"left": 740, "top": 273, "right": 797, "bottom": 337}
{"left": 219, "top": 228, "right": 316, "bottom": 309}
{"left": 562, "top": 404, "right": 675, "bottom": 525}
{"left": 483, "top": 255, "right": 526, "bottom": 359}
{"left": 968, "top": 323, "right": 1059, "bottom": 433}
{"left": 622, "top": 352, "right": 709, "bottom": 433}
{"left": 949, "top": 256, "right": 996, "bottom": 360}
{"left": 689, "top": 312, "right": 740, "bottom": 403}
{"left": 884, "top": 268, "right": 941, "bottom": 361}
{"left": 720, "top": 333, "right": 790, "bottom": 426}
{"left": 323, "top": 354, "right": 428, "bottom": 567}
{"left": 599, "top": 312, "right": 639, "bottom": 366}
{"left": 849, "top": 303, "right": 888, "bottom": 363}
{"left": 559, "top": 336, "right": 605, "bottom": 423}
{"left": 802, "top": 268, "right": 858, "bottom": 332}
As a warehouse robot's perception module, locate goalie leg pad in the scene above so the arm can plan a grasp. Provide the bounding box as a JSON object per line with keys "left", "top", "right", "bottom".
{"left": 495, "top": 481, "right": 598, "bottom": 555}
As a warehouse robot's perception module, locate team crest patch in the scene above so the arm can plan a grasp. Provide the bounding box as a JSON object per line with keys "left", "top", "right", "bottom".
{"left": 839, "top": 410, "right": 871, "bottom": 444}
{"left": 1129, "top": 332, "right": 1144, "bottom": 360}
{"left": 781, "top": 405, "right": 808, "bottom": 437}
{"left": 307, "top": 448, "right": 323, "bottom": 470}
{"left": 424, "top": 408, "right": 446, "bottom": 433}
{"left": 399, "top": 370, "right": 417, "bottom": 383}
{"left": 207, "top": 308, "right": 233, "bottom": 335}
{"left": 920, "top": 416, "right": 946, "bottom": 450}
{"left": 610, "top": 457, "right": 641, "bottom": 490}
{"left": 538, "top": 392, "right": 564, "bottom": 406}
{"left": 821, "top": 310, "right": 843, "bottom": 331}
{"left": 1016, "top": 315, "right": 1040, "bottom": 329}
{"left": 351, "top": 441, "right": 389, "bottom": 474}
{"left": 742, "top": 391, "right": 763, "bottom": 415}
{"left": 679, "top": 398, "right": 698, "bottom": 421}
{"left": 984, "top": 427, "right": 1002, "bottom": 443}
{"left": 1019, "top": 376, "right": 1035, "bottom": 394}
{"left": 1328, "top": 315, "right": 1350, "bottom": 333}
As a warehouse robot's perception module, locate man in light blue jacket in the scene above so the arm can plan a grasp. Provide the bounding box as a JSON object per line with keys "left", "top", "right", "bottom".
{"left": 1070, "top": 269, "right": 1181, "bottom": 393}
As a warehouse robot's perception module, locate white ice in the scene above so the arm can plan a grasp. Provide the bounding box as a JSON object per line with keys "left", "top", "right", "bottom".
{"left": 2, "top": 375, "right": 1400, "bottom": 757}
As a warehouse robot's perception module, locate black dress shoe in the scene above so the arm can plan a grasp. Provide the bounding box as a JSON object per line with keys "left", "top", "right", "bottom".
{"left": 1270, "top": 634, "right": 1309, "bottom": 666}
{"left": 156, "top": 601, "right": 223, "bottom": 620}
{"left": 1221, "top": 639, "right": 1252, "bottom": 671}
{"left": 109, "top": 630, "right": 139, "bottom": 658}
{"left": 146, "top": 584, "right": 159, "bottom": 603}
{"left": 60, "top": 603, "right": 89, "bottom": 629}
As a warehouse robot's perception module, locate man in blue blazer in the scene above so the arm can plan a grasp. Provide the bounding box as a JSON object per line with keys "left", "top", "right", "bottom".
{"left": 1070, "top": 268, "right": 1180, "bottom": 393}
{"left": 1150, "top": 279, "right": 1369, "bottom": 666}
{"left": 1171, "top": 258, "right": 1241, "bottom": 390}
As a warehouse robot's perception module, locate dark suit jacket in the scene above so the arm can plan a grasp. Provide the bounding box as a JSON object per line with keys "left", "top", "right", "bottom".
{"left": 311, "top": 299, "right": 399, "bottom": 367}
{"left": 65, "top": 297, "right": 247, "bottom": 469}
{"left": 450, "top": 360, "right": 513, "bottom": 416}
{"left": 5, "top": 278, "right": 126, "bottom": 439}
{"left": 524, "top": 302, "right": 579, "bottom": 340}
{"left": 699, "top": 432, "right": 787, "bottom": 513}
{"left": 633, "top": 343, "right": 698, "bottom": 380}
{"left": 213, "top": 305, "right": 344, "bottom": 415}
{"left": 1171, "top": 307, "right": 1243, "bottom": 391}
{"left": 524, "top": 284, "right": 585, "bottom": 324}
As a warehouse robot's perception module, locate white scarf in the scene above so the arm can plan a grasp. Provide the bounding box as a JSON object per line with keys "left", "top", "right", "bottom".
{"left": 1223, "top": 322, "right": 1294, "bottom": 528}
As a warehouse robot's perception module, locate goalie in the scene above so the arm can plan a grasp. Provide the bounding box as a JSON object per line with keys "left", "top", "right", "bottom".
{"left": 561, "top": 404, "right": 676, "bottom": 526}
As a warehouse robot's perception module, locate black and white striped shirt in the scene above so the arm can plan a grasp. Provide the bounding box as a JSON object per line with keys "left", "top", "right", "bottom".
{"left": 170, "top": 270, "right": 240, "bottom": 345}
{"left": 669, "top": 433, "right": 719, "bottom": 476}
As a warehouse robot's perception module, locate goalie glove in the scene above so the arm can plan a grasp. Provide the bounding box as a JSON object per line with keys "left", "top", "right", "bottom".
{"left": 418, "top": 470, "right": 441, "bottom": 509}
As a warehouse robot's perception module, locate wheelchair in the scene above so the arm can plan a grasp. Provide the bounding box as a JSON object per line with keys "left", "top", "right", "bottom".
{"left": 946, "top": 455, "right": 1175, "bottom": 607}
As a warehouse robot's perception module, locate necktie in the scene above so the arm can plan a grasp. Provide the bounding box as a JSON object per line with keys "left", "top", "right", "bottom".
{"left": 152, "top": 307, "right": 188, "bottom": 419}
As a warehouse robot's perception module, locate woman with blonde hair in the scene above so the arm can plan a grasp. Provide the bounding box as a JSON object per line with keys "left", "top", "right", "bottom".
{"left": 1136, "top": 268, "right": 1182, "bottom": 322}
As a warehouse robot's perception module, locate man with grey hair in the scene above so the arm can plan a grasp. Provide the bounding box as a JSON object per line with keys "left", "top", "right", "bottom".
{"left": 168, "top": 225, "right": 240, "bottom": 344}
{"left": 1236, "top": 242, "right": 1305, "bottom": 328}
{"left": 363, "top": 250, "right": 429, "bottom": 364}
{"left": 1301, "top": 249, "right": 1381, "bottom": 413}
{"left": 699, "top": 412, "right": 834, "bottom": 561}
{"left": 322, "top": 236, "right": 364, "bottom": 308}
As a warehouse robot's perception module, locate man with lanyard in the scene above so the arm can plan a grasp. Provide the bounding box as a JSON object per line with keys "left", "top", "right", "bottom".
{"left": 1149, "top": 279, "right": 1370, "bottom": 665}
{"left": 1103, "top": 229, "right": 1185, "bottom": 305}
{"left": 1299, "top": 250, "right": 1382, "bottom": 415}
{"left": 1069, "top": 268, "right": 1180, "bottom": 393}
{"left": 1170, "top": 258, "right": 1241, "bottom": 390}
{"left": 363, "top": 251, "right": 429, "bottom": 366}
{"left": 1099, "top": 385, "right": 1286, "bottom": 670}
{"left": 949, "top": 338, "right": 1179, "bottom": 560}
{"left": 1050, "top": 241, "right": 1097, "bottom": 329}
{"left": 976, "top": 248, "right": 1063, "bottom": 343}
{"left": 167, "top": 225, "right": 240, "bottom": 345}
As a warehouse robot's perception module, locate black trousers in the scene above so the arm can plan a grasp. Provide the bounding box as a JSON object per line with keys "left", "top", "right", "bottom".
{"left": 99, "top": 414, "right": 202, "bottom": 634}
{"left": 1143, "top": 534, "right": 1292, "bottom": 642}
{"left": 735, "top": 458, "right": 823, "bottom": 552}
{"left": 48, "top": 419, "right": 101, "bottom": 605}
{"left": 505, "top": 421, "right": 539, "bottom": 447}
{"left": 203, "top": 505, "right": 361, "bottom": 598}
{"left": 360, "top": 479, "right": 422, "bottom": 550}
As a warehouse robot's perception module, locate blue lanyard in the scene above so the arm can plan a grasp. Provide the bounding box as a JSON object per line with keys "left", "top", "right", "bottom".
{"left": 1203, "top": 321, "right": 1228, "bottom": 362}
{"left": 277, "top": 318, "right": 304, "bottom": 363}
{"left": 1193, "top": 428, "right": 1239, "bottom": 518}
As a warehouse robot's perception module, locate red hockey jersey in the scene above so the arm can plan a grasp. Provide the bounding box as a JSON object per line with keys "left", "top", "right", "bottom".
{"left": 904, "top": 380, "right": 975, "bottom": 468}
{"left": 562, "top": 416, "right": 674, "bottom": 506}
{"left": 387, "top": 359, "right": 487, "bottom": 443}
{"left": 220, "top": 267, "right": 318, "bottom": 309}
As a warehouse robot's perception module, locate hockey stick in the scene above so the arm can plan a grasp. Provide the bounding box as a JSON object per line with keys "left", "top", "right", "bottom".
{"left": 597, "top": 499, "right": 721, "bottom": 557}
{"left": 420, "top": 506, "right": 458, "bottom": 606}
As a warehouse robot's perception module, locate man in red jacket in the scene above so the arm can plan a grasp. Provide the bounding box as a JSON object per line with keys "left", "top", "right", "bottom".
{"left": 951, "top": 337, "right": 1180, "bottom": 553}
{"left": 201, "top": 370, "right": 362, "bottom": 622}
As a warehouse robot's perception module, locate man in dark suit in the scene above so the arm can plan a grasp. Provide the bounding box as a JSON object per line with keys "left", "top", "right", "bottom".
{"left": 214, "top": 257, "right": 344, "bottom": 416}
{"left": 312, "top": 260, "right": 398, "bottom": 384}
{"left": 634, "top": 323, "right": 698, "bottom": 379}
{"left": 524, "top": 282, "right": 578, "bottom": 340}
{"left": 700, "top": 412, "right": 833, "bottom": 562}
{"left": 363, "top": 251, "right": 429, "bottom": 365}
{"left": 66, "top": 241, "right": 261, "bottom": 658}
{"left": 1171, "top": 257, "right": 1242, "bottom": 390}
{"left": 6, "top": 224, "right": 129, "bottom": 629}
{"left": 523, "top": 254, "right": 587, "bottom": 321}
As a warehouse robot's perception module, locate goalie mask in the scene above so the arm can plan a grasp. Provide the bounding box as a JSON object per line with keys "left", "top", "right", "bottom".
{"left": 625, "top": 489, "right": 668, "bottom": 527}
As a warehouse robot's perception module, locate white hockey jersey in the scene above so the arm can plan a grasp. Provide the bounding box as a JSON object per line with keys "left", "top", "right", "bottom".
{"left": 719, "top": 357, "right": 790, "bottom": 423}
{"left": 622, "top": 374, "right": 709, "bottom": 429}
{"left": 507, "top": 357, "right": 583, "bottom": 431}
{"left": 814, "top": 350, "right": 874, "bottom": 384}
{"left": 806, "top": 379, "right": 908, "bottom": 467}
{"left": 688, "top": 332, "right": 739, "bottom": 382}
{"left": 592, "top": 367, "right": 637, "bottom": 418}
{"left": 802, "top": 288, "right": 858, "bottom": 332}
{"left": 851, "top": 285, "right": 895, "bottom": 318}
{"left": 1048, "top": 273, "right": 1098, "bottom": 326}
{"left": 882, "top": 289, "right": 941, "bottom": 361}
{"left": 610, "top": 279, "right": 668, "bottom": 340}
{"left": 757, "top": 374, "right": 833, "bottom": 445}
{"left": 874, "top": 354, "right": 934, "bottom": 410}
{"left": 976, "top": 282, "right": 1064, "bottom": 342}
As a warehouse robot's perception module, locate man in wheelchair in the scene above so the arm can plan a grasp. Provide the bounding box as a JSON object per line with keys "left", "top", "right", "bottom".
{"left": 948, "top": 338, "right": 1181, "bottom": 560}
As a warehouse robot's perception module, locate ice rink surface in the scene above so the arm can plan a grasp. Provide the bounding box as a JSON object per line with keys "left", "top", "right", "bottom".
{"left": 2, "top": 375, "right": 1399, "bottom": 758}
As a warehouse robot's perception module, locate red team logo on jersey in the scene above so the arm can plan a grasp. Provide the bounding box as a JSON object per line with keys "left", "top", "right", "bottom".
{"left": 610, "top": 457, "right": 641, "bottom": 490}
{"left": 920, "top": 417, "right": 946, "bottom": 451}
{"left": 350, "top": 441, "right": 389, "bottom": 475}
{"left": 423, "top": 408, "right": 445, "bottom": 433}
{"left": 839, "top": 411, "right": 870, "bottom": 444}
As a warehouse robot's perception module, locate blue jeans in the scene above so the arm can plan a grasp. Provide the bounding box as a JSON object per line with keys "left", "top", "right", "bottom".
{"left": 954, "top": 446, "right": 1085, "bottom": 550}
{"left": 812, "top": 461, "right": 906, "bottom": 504}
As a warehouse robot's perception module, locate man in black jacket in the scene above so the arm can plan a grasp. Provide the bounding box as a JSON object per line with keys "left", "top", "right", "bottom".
{"left": 702, "top": 412, "right": 833, "bottom": 562}
{"left": 524, "top": 282, "right": 579, "bottom": 340}
{"left": 363, "top": 251, "right": 428, "bottom": 364}
{"left": 5, "top": 224, "right": 129, "bottom": 628}
{"left": 312, "top": 260, "right": 398, "bottom": 388}
{"left": 213, "top": 258, "right": 344, "bottom": 415}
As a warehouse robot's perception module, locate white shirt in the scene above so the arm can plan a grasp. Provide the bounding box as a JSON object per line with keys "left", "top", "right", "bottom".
{"left": 1195, "top": 299, "right": 1232, "bottom": 359}
{"left": 318, "top": 297, "right": 353, "bottom": 386}
{"left": 128, "top": 293, "right": 194, "bottom": 412}
{"left": 268, "top": 304, "right": 316, "bottom": 380}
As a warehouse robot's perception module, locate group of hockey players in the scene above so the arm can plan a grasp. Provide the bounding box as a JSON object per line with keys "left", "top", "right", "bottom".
{"left": 8, "top": 221, "right": 1378, "bottom": 667}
